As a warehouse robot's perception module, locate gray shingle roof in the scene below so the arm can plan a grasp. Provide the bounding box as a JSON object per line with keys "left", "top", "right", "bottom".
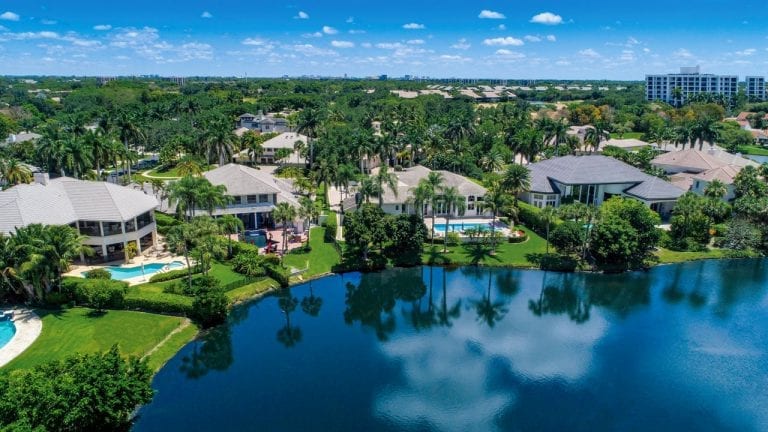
{"left": 0, "top": 178, "right": 158, "bottom": 235}
{"left": 527, "top": 155, "right": 685, "bottom": 201}
{"left": 203, "top": 163, "right": 299, "bottom": 205}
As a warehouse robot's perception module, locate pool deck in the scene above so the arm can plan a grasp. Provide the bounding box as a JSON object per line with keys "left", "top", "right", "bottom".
{"left": 425, "top": 216, "right": 512, "bottom": 237}
{"left": 0, "top": 308, "right": 42, "bottom": 368}
{"left": 64, "top": 255, "right": 187, "bottom": 286}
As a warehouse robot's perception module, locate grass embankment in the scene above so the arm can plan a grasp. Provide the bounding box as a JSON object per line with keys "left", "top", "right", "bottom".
{"left": 283, "top": 227, "right": 341, "bottom": 278}
{"left": 736, "top": 145, "right": 768, "bottom": 156}
{"left": 654, "top": 247, "right": 730, "bottom": 264}
{"left": 619, "top": 132, "right": 644, "bottom": 139}
{"left": 422, "top": 225, "right": 547, "bottom": 267}
{"left": 4, "top": 308, "right": 196, "bottom": 372}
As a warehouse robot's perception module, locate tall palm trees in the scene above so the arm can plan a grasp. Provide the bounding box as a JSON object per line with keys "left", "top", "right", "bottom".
{"left": 241, "top": 131, "right": 264, "bottom": 165}
{"left": 115, "top": 111, "right": 145, "bottom": 183}
{"left": 203, "top": 117, "right": 236, "bottom": 166}
{"left": 480, "top": 186, "right": 509, "bottom": 254}
{"left": 167, "top": 176, "right": 229, "bottom": 221}
{"left": 414, "top": 171, "right": 444, "bottom": 244}
{"left": 584, "top": 122, "right": 610, "bottom": 154}
{"left": 441, "top": 186, "right": 466, "bottom": 252}
{"left": 297, "top": 107, "right": 324, "bottom": 165}
{"left": 217, "top": 215, "right": 244, "bottom": 259}
{"left": 500, "top": 164, "right": 531, "bottom": 206}
{"left": 0, "top": 159, "right": 32, "bottom": 188}
{"left": 375, "top": 165, "right": 399, "bottom": 208}
{"left": 273, "top": 202, "right": 297, "bottom": 255}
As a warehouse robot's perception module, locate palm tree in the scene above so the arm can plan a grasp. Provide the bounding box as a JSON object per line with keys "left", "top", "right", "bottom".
{"left": 42, "top": 224, "right": 92, "bottom": 290}
{"left": 241, "top": 131, "right": 264, "bottom": 165}
{"left": 358, "top": 177, "right": 380, "bottom": 204}
{"left": 114, "top": 111, "right": 145, "bottom": 183}
{"left": 695, "top": 117, "right": 720, "bottom": 151}
{"left": 61, "top": 136, "right": 93, "bottom": 179}
{"left": 297, "top": 107, "right": 324, "bottom": 165}
{"left": 441, "top": 187, "right": 466, "bottom": 252}
{"left": 479, "top": 149, "right": 505, "bottom": 173}
{"left": 176, "top": 155, "right": 205, "bottom": 177}
{"left": 203, "top": 118, "right": 237, "bottom": 166}
{"left": 313, "top": 157, "right": 338, "bottom": 206}
{"left": 500, "top": 164, "right": 531, "bottom": 206}
{"left": 542, "top": 206, "right": 557, "bottom": 255}
{"left": 704, "top": 179, "right": 728, "bottom": 200}
{"left": 273, "top": 202, "right": 297, "bottom": 255}
{"left": 83, "top": 130, "right": 109, "bottom": 177}
{"left": 480, "top": 186, "right": 509, "bottom": 254}
{"left": 166, "top": 224, "right": 195, "bottom": 292}
{"left": 409, "top": 182, "right": 431, "bottom": 218}
{"left": 375, "top": 165, "right": 399, "bottom": 208}
{"left": 277, "top": 291, "right": 302, "bottom": 347}
{"left": 418, "top": 171, "right": 444, "bottom": 245}
{"left": 297, "top": 197, "right": 318, "bottom": 247}
{"left": 216, "top": 215, "right": 244, "bottom": 259}
{"left": 167, "top": 175, "right": 220, "bottom": 221}
{"left": 198, "top": 183, "right": 231, "bottom": 216}
{"left": 0, "top": 159, "right": 32, "bottom": 187}
{"left": 473, "top": 270, "right": 508, "bottom": 328}
{"left": 584, "top": 122, "right": 610, "bottom": 153}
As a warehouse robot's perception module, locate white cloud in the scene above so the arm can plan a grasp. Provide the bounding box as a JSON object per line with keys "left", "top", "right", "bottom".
{"left": 478, "top": 10, "right": 505, "bottom": 19}
{"left": 348, "top": 29, "right": 366, "bottom": 34}
{"left": 302, "top": 32, "right": 323, "bottom": 38}
{"left": 578, "top": 48, "right": 601, "bottom": 58}
{"left": 41, "top": 19, "right": 57, "bottom": 25}
{"left": 451, "top": 38, "right": 470, "bottom": 50}
{"left": 376, "top": 42, "right": 404, "bottom": 49}
{"left": 407, "top": 39, "right": 424, "bottom": 45}
{"left": 495, "top": 49, "right": 525, "bottom": 59}
{"left": 497, "top": 24, "right": 506, "bottom": 30}
{"left": 109, "top": 27, "right": 212, "bottom": 63}
{"left": 643, "top": 47, "right": 651, "bottom": 53}
{"left": 483, "top": 37, "right": 524, "bottom": 46}
{"left": 242, "top": 37, "right": 269, "bottom": 46}
{"left": 524, "top": 35, "right": 542, "bottom": 43}
{"left": 439, "top": 54, "right": 470, "bottom": 62}
{"left": 322, "top": 26, "right": 338, "bottom": 35}
{"left": 290, "top": 44, "right": 338, "bottom": 57}
{"left": 0, "top": 11, "right": 20, "bottom": 21}
{"left": 674, "top": 48, "right": 693, "bottom": 58}
{"left": 331, "top": 40, "right": 354, "bottom": 48}
{"left": 619, "top": 49, "right": 635, "bottom": 61}
{"left": 346, "top": 16, "right": 354, "bottom": 23}
{"left": 201, "top": 11, "right": 213, "bottom": 19}
{"left": 546, "top": 35, "right": 557, "bottom": 42}
{"left": 735, "top": 48, "right": 756, "bottom": 56}
{"left": 361, "top": 42, "right": 372, "bottom": 48}
{"left": 295, "top": 11, "right": 309, "bottom": 19}
{"left": 403, "top": 23, "right": 425, "bottom": 30}
{"left": 0, "top": 25, "right": 6, "bottom": 32}
{"left": 530, "top": 12, "right": 563, "bottom": 25}
{"left": 94, "top": 24, "right": 112, "bottom": 31}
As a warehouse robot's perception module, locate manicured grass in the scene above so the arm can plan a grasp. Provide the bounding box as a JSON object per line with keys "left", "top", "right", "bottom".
{"left": 136, "top": 262, "right": 246, "bottom": 294}
{"left": 4, "top": 308, "right": 186, "bottom": 371}
{"left": 619, "top": 132, "right": 644, "bottom": 139}
{"left": 144, "top": 322, "right": 199, "bottom": 372}
{"left": 283, "top": 227, "right": 341, "bottom": 277}
{"left": 736, "top": 145, "right": 768, "bottom": 156}
{"left": 655, "top": 247, "right": 729, "bottom": 264}
{"left": 226, "top": 278, "right": 279, "bottom": 303}
{"left": 422, "top": 225, "right": 547, "bottom": 267}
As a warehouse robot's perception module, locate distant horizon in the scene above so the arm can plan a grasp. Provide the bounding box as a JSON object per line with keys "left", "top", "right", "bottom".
{"left": 1, "top": 1, "right": 767, "bottom": 79}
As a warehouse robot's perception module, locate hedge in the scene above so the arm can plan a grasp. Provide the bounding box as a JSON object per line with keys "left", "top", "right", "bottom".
{"left": 517, "top": 202, "right": 561, "bottom": 237}
{"left": 265, "top": 264, "right": 291, "bottom": 288}
{"left": 324, "top": 212, "right": 337, "bottom": 243}
{"left": 56, "top": 278, "right": 129, "bottom": 309}
{"left": 148, "top": 266, "right": 201, "bottom": 283}
{"left": 124, "top": 292, "right": 193, "bottom": 315}
{"left": 155, "top": 212, "right": 181, "bottom": 235}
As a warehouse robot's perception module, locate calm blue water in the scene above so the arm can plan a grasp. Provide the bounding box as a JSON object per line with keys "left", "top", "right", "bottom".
{"left": 243, "top": 234, "right": 267, "bottom": 248}
{"left": 433, "top": 222, "right": 492, "bottom": 233}
{"left": 135, "top": 260, "right": 768, "bottom": 432}
{"left": 0, "top": 320, "right": 16, "bottom": 349}
{"left": 103, "top": 261, "right": 184, "bottom": 280}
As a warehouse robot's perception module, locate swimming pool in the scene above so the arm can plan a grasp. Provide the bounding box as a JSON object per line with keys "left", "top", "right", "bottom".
{"left": 0, "top": 319, "right": 16, "bottom": 350}
{"left": 243, "top": 230, "right": 267, "bottom": 248}
{"left": 433, "top": 222, "right": 494, "bottom": 233}
{"left": 97, "top": 261, "right": 185, "bottom": 281}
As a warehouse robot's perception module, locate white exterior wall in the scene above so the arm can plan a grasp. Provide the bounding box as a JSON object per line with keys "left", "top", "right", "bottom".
{"left": 692, "top": 178, "right": 736, "bottom": 201}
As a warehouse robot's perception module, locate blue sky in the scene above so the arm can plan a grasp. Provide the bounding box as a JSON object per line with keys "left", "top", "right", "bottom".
{"left": 1, "top": 1, "right": 767, "bottom": 79}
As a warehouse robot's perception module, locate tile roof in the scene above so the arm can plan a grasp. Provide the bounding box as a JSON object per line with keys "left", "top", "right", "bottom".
{"left": 652, "top": 148, "right": 758, "bottom": 172}
{"left": 0, "top": 177, "right": 158, "bottom": 235}
{"left": 693, "top": 165, "right": 742, "bottom": 184}
{"left": 378, "top": 165, "right": 487, "bottom": 204}
{"left": 527, "top": 155, "right": 685, "bottom": 201}
{"left": 203, "top": 163, "right": 298, "bottom": 205}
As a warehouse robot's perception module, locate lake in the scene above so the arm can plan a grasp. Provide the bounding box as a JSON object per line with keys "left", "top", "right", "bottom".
{"left": 134, "top": 259, "right": 768, "bottom": 432}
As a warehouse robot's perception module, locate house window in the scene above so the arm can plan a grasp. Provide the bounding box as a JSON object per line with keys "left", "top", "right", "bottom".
{"left": 468, "top": 195, "right": 475, "bottom": 202}
{"left": 259, "top": 194, "right": 270, "bottom": 203}
{"left": 247, "top": 195, "right": 258, "bottom": 204}
{"left": 468, "top": 203, "right": 475, "bottom": 211}
{"left": 395, "top": 205, "right": 399, "bottom": 211}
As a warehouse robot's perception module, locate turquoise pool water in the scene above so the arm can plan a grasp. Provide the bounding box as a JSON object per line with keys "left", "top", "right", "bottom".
{"left": 0, "top": 320, "right": 16, "bottom": 349}
{"left": 433, "top": 222, "right": 493, "bottom": 233}
{"left": 100, "top": 261, "right": 184, "bottom": 281}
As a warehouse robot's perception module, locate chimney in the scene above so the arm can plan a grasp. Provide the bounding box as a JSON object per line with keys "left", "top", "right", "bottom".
{"left": 707, "top": 145, "right": 715, "bottom": 155}
{"left": 33, "top": 172, "right": 50, "bottom": 185}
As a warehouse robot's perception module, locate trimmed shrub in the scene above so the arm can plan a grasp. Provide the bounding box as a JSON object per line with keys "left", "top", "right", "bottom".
{"left": 324, "top": 213, "right": 337, "bottom": 243}
{"left": 265, "top": 264, "right": 291, "bottom": 288}
{"left": 124, "top": 292, "right": 193, "bottom": 315}
{"left": 148, "top": 266, "right": 201, "bottom": 283}
{"left": 191, "top": 287, "right": 229, "bottom": 328}
{"left": 230, "top": 251, "right": 267, "bottom": 277}
{"left": 517, "top": 202, "right": 560, "bottom": 236}
{"left": 445, "top": 232, "right": 461, "bottom": 247}
{"left": 85, "top": 268, "right": 112, "bottom": 280}
{"left": 76, "top": 279, "right": 128, "bottom": 310}
{"left": 155, "top": 212, "right": 181, "bottom": 235}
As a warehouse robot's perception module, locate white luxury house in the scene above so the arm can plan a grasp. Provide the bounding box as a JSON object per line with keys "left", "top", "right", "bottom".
{"left": 0, "top": 174, "right": 159, "bottom": 263}
{"left": 377, "top": 165, "right": 490, "bottom": 217}
{"left": 235, "top": 132, "right": 308, "bottom": 166}
{"left": 523, "top": 155, "right": 686, "bottom": 218}
{"left": 236, "top": 112, "right": 289, "bottom": 134}
{"left": 197, "top": 163, "right": 300, "bottom": 230}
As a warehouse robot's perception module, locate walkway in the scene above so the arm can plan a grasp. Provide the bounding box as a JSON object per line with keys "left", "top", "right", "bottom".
{"left": 141, "top": 169, "right": 179, "bottom": 180}
{"left": 0, "top": 308, "right": 42, "bottom": 368}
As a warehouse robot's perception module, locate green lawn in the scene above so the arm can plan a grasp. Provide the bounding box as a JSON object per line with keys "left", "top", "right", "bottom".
{"left": 226, "top": 278, "right": 280, "bottom": 303}
{"left": 655, "top": 247, "right": 730, "bottom": 264}
{"left": 135, "top": 262, "right": 246, "bottom": 294}
{"left": 283, "top": 227, "right": 341, "bottom": 278}
{"left": 619, "top": 132, "right": 644, "bottom": 139}
{"left": 736, "top": 145, "right": 768, "bottom": 156}
{"left": 422, "top": 225, "right": 547, "bottom": 267}
{"left": 4, "top": 308, "right": 190, "bottom": 371}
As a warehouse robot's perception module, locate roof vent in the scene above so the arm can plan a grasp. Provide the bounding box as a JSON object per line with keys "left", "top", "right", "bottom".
{"left": 33, "top": 172, "right": 49, "bottom": 186}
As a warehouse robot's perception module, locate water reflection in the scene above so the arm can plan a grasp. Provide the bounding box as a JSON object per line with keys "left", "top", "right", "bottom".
{"left": 179, "top": 326, "right": 233, "bottom": 379}
{"left": 300, "top": 280, "right": 323, "bottom": 317}
{"left": 276, "top": 289, "right": 302, "bottom": 348}
{"left": 472, "top": 268, "right": 508, "bottom": 328}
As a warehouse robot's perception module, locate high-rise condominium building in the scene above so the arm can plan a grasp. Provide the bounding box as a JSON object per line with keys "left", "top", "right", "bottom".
{"left": 645, "top": 66, "right": 738, "bottom": 104}
{"left": 746, "top": 76, "right": 766, "bottom": 101}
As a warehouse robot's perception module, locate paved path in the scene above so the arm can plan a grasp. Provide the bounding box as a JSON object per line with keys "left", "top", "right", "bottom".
{"left": 141, "top": 169, "right": 180, "bottom": 180}
{"left": 0, "top": 308, "right": 42, "bottom": 368}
